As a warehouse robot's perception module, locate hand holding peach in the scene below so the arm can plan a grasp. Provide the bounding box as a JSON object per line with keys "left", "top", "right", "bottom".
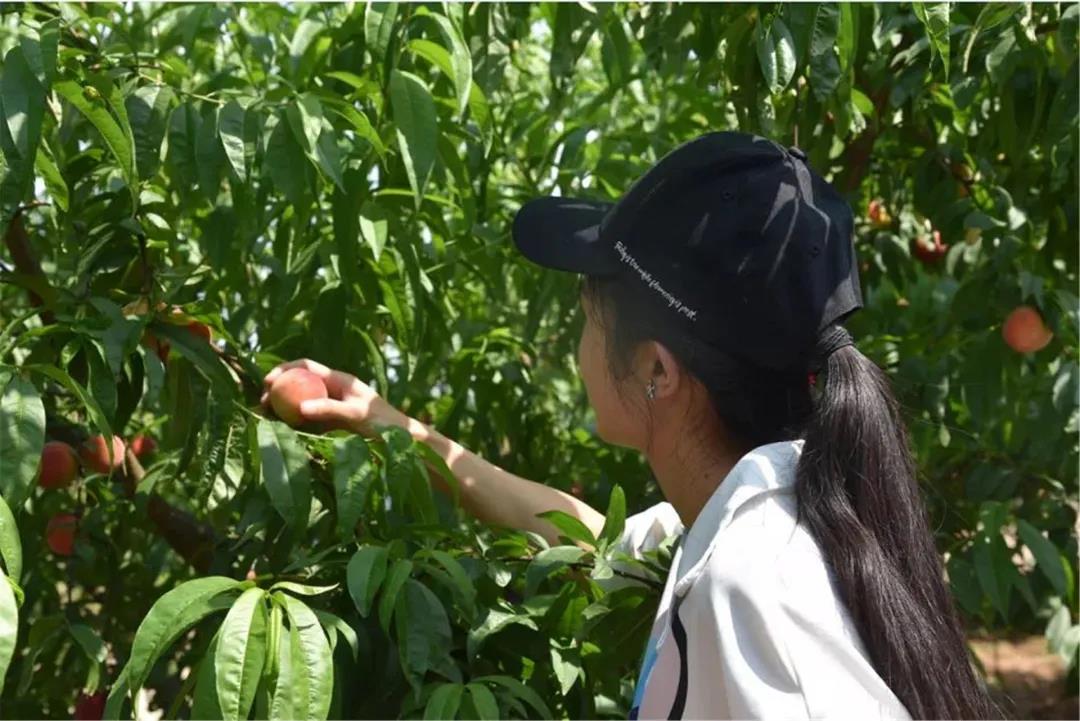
{"left": 261, "top": 359, "right": 410, "bottom": 437}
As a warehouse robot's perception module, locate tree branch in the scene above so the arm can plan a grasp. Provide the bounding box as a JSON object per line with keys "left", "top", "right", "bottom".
{"left": 124, "top": 448, "right": 217, "bottom": 574}
{"left": 3, "top": 211, "right": 56, "bottom": 325}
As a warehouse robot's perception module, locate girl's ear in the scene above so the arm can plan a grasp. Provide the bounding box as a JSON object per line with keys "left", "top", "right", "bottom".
{"left": 648, "top": 341, "right": 682, "bottom": 399}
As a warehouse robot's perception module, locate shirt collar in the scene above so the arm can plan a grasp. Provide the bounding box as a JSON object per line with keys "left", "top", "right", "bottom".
{"left": 672, "top": 439, "right": 805, "bottom": 597}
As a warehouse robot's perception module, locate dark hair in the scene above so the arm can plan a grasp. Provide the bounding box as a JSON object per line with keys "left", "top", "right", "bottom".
{"left": 580, "top": 273, "right": 1006, "bottom": 720}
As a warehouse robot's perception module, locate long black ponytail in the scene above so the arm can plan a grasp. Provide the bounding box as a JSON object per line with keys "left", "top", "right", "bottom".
{"left": 581, "top": 273, "right": 1006, "bottom": 720}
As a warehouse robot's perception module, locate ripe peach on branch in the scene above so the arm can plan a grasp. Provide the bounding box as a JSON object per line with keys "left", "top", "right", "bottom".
{"left": 46, "top": 513, "right": 78, "bottom": 556}
{"left": 79, "top": 434, "right": 126, "bottom": 475}
{"left": 1002, "top": 305, "right": 1053, "bottom": 354}
{"left": 38, "top": 441, "right": 79, "bottom": 489}
{"left": 911, "top": 229, "right": 948, "bottom": 265}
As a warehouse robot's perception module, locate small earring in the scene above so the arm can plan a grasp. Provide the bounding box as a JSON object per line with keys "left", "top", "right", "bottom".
{"left": 646, "top": 379, "right": 656, "bottom": 400}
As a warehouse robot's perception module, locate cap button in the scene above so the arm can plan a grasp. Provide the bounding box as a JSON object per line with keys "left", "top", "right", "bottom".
{"left": 788, "top": 146, "right": 808, "bottom": 161}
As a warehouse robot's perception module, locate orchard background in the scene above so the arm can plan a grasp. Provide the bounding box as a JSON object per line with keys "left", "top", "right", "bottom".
{"left": 0, "top": 2, "right": 1077, "bottom": 719}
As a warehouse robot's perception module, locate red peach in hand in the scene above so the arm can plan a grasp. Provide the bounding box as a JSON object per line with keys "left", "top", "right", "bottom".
{"left": 1002, "top": 305, "right": 1053, "bottom": 354}
{"left": 79, "top": 435, "right": 127, "bottom": 475}
{"left": 268, "top": 368, "right": 329, "bottom": 427}
{"left": 38, "top": 441, "right": 79, "bottom": 489}
{"left": 261, "top": 359, "right": 409, "bottom": 437}
{"left": 46, "top": 513, "right": 77, "bottom": 556}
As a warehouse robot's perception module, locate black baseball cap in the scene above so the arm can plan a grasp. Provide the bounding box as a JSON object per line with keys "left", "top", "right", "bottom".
{"left": 511, "top": 131, "right": 863, "bottom": 372}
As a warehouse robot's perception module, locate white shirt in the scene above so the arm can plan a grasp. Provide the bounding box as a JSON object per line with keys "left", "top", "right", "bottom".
{"left": 611, "top": 439, "right": 913, "bottom": 720}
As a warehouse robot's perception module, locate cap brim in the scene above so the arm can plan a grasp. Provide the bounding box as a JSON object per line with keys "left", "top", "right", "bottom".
{"left": 511, "top": 196, "right": 620, "bottom": 275}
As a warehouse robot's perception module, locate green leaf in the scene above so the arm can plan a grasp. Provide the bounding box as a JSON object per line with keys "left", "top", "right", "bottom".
{"left": 25, "top": 365, "right": 112, "bottom": 439}
{"left": 1046, "top": 60, "right": 1079, "bottom": 143}
{"left": 423, "top": 550, "right": 477, "bottom": 620}
{"left": 113, "top": 576, "right": 240, "bottom": 694}
{"left": 257, "top": 419, "right": 313, "bottom": 530}
{"left": 1016, "top": 519, "right": 1068, "bottom": 598}
{"left": 549, "top": 642, "right": 582, "bottom": 696}
{"left": 424, "top": 683, "right": 464, "bottom": 720}
{"left": 34, "top": 146, "right": 67, "bottom": 212}
{"left": 598, "top": 485, "right": 626, "bottom": 549}
{"left": 286, "top": 94, "right": 322, "bottom": 156}
{"left": 465, "top": 682, "right": 499, "bottom": 720}
{"left": 216, "top": 587, "right": 268, "bottom": 721}
{"left": 359, "top": 200, "right": 389, "bottom": 262}
{"left": 395, "top": 579, "right": 455, "bottom": 692}
{"left": 962, "top": 3, "right": 1021, "bottom": 72}
{"left": 536, "top": 510, "right": 597, "bottom": 547}
{"left": 466, "top": 609, "right": 538, "bottom": 660}
{"left": 472, "top": 675, "right": 553, "bottom": 720}
{"left": 0, "top": 571, "right": 17, "bottom": 696}
{"left": 0, "top": 373, "right": 44, "bottom": 510}
{"left": 525, "top": 546, "right": 587, "bottom": 596}
{"left": 0, "top": 495, "right": 20, "bottom": 582}
{"left": 378, "top": 558, "right": 413, "bottom": 633}
{"left": 414, "top": 7, "right": 473, "bottom": 119}
{"left": 313, "top": 609, "right": 359, "bottom": 661}
{"left": 913, "top": 2, "right": 950, "bottom": 79}
{"left": 265, "top": 113, "right": 311, "bottom": 207}
{"left": 326, "top": 102, "right": 385, "bottom": 157}
{"left": 333, "top": 435, "right": 375, "bottom": 541}
{"left": 54, "top": 79, "right": 135, "bottom": 188}
{"left": 365, "top": 3, "right": 400, "bottom": 70}
{"left": 125, "top": 84, "right": 175, "bottom": 180}
{"left": 102, "top": 666, "right": 131, "bottom": 720}
{"left": 219, "top": 99, "right": 248, "bottom": 181}
{"left": 600, "top": 14, "right": 633, "bottom": 87}
{"left": 84, "top": 339, "right": 118, "bottom": 425}
{"left": 771, "top": 18, "right": 797, "bottom": 94}
{"left": 347, "top": 545, "right": 389, "bottom": 617}
{"left": 269, "top": 581, "right": 338, "bottom": 597}
{"left": 808, "top": 3, "right": 842, "bottom": 101}
{"left": 314, "top": 129, "right": 345, "bottom": 191}
{"left": 0, "top": 46, "right": 45, "bottom": 227}
{"left": 149, "top": 319, "right": 236, "bottom": 396}
{"left": 18, "top": 22, "right": 57, "bottom": 88}
{"left": 289, "top": 19, "right": 325, "bottom": 77}
{"left": 278, "top": 593, "right": 333, "bottom": 721}
{"left": 1, "top": 45, "right": 46, "bottom": 161}
{"left": 69, "top": 623, "right": 108, "bottom": 694}
{"left": 389, "top": 69, "right": 438, "bottom": 210}
{"left": 190, "top": 630, "right": 223, "bottom": 720}
{"left": 269, "top": 606, "right": 296, "bottom": 721}
{"left": 974, "top": 531, "right": 1010, "bottom": 620}
{"left": 15, "top": 613, "right": 64, "bottom": 695}
{"left": 195, "top": 104, "right": 225, "bottom": 199}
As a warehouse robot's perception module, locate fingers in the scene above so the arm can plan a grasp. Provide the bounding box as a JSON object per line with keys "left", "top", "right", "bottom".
{"left": 263, "top": 359, "right": 366, "bottom": 400}
{"left": 263, "top": 358, "right": 331, "bottom": 387}
{"left": 296, "top": 398, "right": 360, "bottom": 431}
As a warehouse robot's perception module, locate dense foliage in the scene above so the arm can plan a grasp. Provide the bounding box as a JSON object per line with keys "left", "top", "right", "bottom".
{"left": 0, "top": 2, "right": 1076, "bottom": 718}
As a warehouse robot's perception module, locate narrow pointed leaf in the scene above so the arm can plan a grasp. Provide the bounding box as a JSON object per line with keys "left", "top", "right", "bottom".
{"left": 279, "top": 594, "right": 333, "bottom": 721}
{"left": 0, "top": 572, "right": 17, "bottom": 696}
{"left": 0, "top": 374, "right": 44, "bottom": 510}
{"left": 0, "top": 495, "right": 20, "bottom": 582}
{"left": 116, "top": 576, "right": 240, "bottom": 693}
{"left": 333, "top": 435, "right": 375, "bottom": 541}
{"left": 347, "top": 545, "right": 389, "bottom": 617}
{"left": 216, "top": 587, "right": 268, "bottom": 721}
{"left": 257, "top": 419, "right": 312, "bottom": 530}
{"left": 389, "top": 69, "right": 437, "bottom": 209}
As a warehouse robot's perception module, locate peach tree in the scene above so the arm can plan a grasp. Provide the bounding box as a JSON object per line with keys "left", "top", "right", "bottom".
{"left": 0, "top": 2, "right": 1076, "bottom": 718}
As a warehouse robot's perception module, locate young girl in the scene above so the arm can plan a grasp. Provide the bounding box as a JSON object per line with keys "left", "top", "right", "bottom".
{"left": 262, "top": 132, "right": 1004, "bottom": 719}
